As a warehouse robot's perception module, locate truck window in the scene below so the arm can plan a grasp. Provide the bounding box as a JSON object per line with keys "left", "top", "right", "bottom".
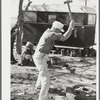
{"left": 59, "top": 13, "right": 69, "bottom": 24}
{"left": 88, "top": 14, "right": 96, "bottom": 25}
{"left": 48, "top": 14, "right": 57, "bottom": 23}
{"left": 24, "top": 12, "right": 37, "bottom": 22}
{"left": 37, "top": 12, "right": 47, "bottom": 23}
{"left": 72, "top": 13, "right": 85, "bottom": 25}
{"left": 59, "top": 13, "right": 85, "bottom": 25}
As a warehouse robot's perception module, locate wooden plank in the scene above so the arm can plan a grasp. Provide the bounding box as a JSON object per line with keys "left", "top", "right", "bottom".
{"left": 16, "top": 0, "right": 24, "bottom": 54}
{"left": 54, "top": 45, "right": 83, "bottom": 49}
{"left": 16, "top": 26, "right": 23, "bottom": 54}
{"left": 16, "top": 0, "right": 32, "bottom": 54}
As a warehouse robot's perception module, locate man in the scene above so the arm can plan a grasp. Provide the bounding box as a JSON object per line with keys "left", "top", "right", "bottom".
{"left": 33, "top": 20, "right": 75, "bottom": 100}
{"left": 18, "top": 41, "right": 35, "bottom": 66}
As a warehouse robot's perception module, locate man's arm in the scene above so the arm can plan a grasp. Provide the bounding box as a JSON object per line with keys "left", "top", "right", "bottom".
{"left": 60, "top": 20, "right": 75, "bottom": 41}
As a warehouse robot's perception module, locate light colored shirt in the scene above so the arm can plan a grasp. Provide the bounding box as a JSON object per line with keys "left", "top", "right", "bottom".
{"left": 36, "top": 28, "right": 63, "bottom": 54}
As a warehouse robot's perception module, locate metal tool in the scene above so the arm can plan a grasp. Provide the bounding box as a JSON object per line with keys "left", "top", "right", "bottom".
{"left": 64, "top": 0, "right": 77, "bottom": 38}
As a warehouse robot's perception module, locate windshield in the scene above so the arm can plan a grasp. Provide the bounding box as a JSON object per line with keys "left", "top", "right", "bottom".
{"left": 88, "top": 14, "right": 96, "bottom": 25}
{"left": 24, "top": 12, "right": 96, "bottom": 26}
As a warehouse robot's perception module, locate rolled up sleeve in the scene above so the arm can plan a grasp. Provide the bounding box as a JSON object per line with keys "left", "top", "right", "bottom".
{"left": 56, "top": 33, "right": 63, "bottom": 41}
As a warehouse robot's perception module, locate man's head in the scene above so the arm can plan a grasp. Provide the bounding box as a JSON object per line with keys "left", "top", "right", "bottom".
{"left": 51, "top": 21, "right": 64, "bottom": 33}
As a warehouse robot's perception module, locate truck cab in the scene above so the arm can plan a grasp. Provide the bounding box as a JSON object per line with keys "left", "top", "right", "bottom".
{"left": 22, "top": 5, "right": 96, "bottom": 48}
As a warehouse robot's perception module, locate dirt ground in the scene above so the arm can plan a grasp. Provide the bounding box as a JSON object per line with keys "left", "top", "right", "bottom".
{"left": 11, "top": 54, "right": 96, "bottom": 100}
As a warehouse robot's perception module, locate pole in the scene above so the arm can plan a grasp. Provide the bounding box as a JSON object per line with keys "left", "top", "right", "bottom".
{"left": 16, "top": 0, "right": 24, "bottom": 54}
{"left": 85, "top": 0, "right": 87, "bottom": 6}
{"left": 16, "top": 0, "right": 32, "bottom": 54}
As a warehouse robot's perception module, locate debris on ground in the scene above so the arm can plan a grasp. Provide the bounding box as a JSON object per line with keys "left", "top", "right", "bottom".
{"left": 11, "top": 55, "right": 96, "bottom": 100}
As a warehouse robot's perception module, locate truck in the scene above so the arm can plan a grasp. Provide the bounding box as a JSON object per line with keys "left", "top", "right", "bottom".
{"left": 22, "top": 4, "right": 96, "bottom": 56}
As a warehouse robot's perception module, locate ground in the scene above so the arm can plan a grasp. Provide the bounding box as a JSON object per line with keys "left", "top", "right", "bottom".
{"left": 11, "top": 54, "right": 96, "bottom": 100}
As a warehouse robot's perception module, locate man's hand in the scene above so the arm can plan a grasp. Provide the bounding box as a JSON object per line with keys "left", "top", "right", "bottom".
{"left": 69, "top": 20, "right": 75, "bottom": 29}
{"left": 70, "top": 20, "right": 77, "bottom": 38}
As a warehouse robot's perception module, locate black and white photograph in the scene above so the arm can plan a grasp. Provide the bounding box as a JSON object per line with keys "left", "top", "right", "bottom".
{"left": 3, "top": 0, "right": 98, "bottom": 100}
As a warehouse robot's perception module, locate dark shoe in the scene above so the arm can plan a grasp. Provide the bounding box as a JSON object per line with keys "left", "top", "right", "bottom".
{"left": 36, "top": 87, "right": 41, "bottom": 90}
{"left": 33, "top": 88, "right": 40, "bottom": 95}
{"left": 17, "top": 63, "right": 23, "bottom": 66}
{"left": 11, "top": 60, "right": 17, "bottom": 64}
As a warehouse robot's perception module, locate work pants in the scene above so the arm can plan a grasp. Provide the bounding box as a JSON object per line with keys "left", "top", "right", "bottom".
{"left": 33, "top": 51, "right": 50, "bottom": 100}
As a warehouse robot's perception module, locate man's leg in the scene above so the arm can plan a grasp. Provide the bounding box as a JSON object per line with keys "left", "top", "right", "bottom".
{"left": 33, "top": 54, "right": 50, "bottom": 100}
{"left": 38, "top": 60, "right": 50, "bottom": 100}
{"left": 36, "top": 73, "right": 41, "bottom": 89}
